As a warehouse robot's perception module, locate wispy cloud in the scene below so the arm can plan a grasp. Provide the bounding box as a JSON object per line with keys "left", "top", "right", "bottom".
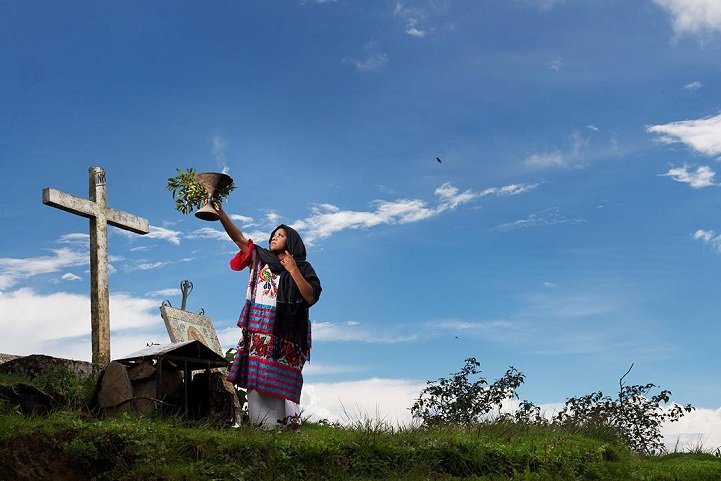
{"left": 494, "top": 208, "right": 585, "bottom": 232}
{"left": 653, "top": 0, "right": 721, "bottom": 37}
{"left": 120, "top": 225, "right": 182, "bottom": 245}
{"left": 313, "top": 321, "right": 419, "bottom": 343}
{"left": 230, "top": 214, "right": 255, "bottom": 225}
{"left": 147, "top": 225, "right": 182, "bottom": 245}
{"left": 343, "top": 39, "right": 388, "bottom": 72}
{"left": 684, "top": 80, "right": 703, "bottom": 91}
{"left": 342, "top": 53, "right": 388, "bottom": 72}
{"left": 57, "top": 233, "right": 89, "bottom": 245}
{"left": 0, "top": 248, "right": 88, "bottom": 290}
{"left": 524, "top": 131, "right": 589, "bottom": 169}
{"left": 516, "top": 0, "right": 565, "bottom": 11}
{"left": 547, "top": 56, "right": 563, "bottom": 71}
{"left": 392, "top": 0, "right": 452, "bottom": 37}
{"left": 394, "top": 2, "right": 429, "bottom": 37}
{"left": 292, "top": 181, "right": 539, "bottom": 243}
{"left": 186, "top": 227, "right": 230, "bottom": 242}
{"left": 647, "top": 112, "right": 721, "bottom": 156}
{"left": 660, "top": 165, "right": 716, "bottom": 188}
{"left": 61, "top": 273, "right": 82, "bottom": 282}
{"left": 146, "top": 288, "right": 182, "bottom": 298}
{"left": 693, "top": 229, "right": 721, "bottom": 252}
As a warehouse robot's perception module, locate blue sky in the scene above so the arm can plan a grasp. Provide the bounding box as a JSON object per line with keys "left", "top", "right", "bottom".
{"left": 3, "top": 0, "right": 721, "bottom": 442}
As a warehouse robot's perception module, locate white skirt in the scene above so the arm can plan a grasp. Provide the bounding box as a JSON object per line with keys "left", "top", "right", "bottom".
{"left": 247, "top": 389, "right": 301, "bottom": 429}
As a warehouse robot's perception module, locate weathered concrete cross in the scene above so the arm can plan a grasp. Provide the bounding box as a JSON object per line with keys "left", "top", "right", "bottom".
{"left": 42, "top": 166, "right": 150, "bottom": 366}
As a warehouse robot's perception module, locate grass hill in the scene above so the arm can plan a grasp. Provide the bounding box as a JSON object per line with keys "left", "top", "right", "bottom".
{"left": 2, "top": 412, "right": 721, "bottom": 480}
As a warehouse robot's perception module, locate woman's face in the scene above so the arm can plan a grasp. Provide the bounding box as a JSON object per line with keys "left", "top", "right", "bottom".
{"left": 270, "top": 228, "right": 287, "bottom": 253}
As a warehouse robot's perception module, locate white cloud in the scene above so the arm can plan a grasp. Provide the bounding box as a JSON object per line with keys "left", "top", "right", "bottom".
{"left": 525, "top": 151, "right": 566, "bottom": 168}
{"left": 57, "top": 233, "right": 89, "bottom": 245}
{"left": 547, "top": 56, "right": 563, "bottom": 71}
{"left": 312, "top": 321, "right": 419, "bottom": 343}
{"left": 304, "top": 362, "right": 366, "bottom": 376}
{"left": 120, "top": 225, "right": 182, "bottom": 245}
{"left": 392, "top": 0, "right": 450, "bottom": 37}
{"left": 146, "top": 288, "right": 182, "bottom": 298}
{"left": 0, "top": 288, "right": 161, "bottom": 359}
{"left": 514, "top": 0, "right": 565, "bottom": 11}
{"left": 0, "top": 247, "right": 88, "bottom": 290}
{"left": 293, "top": 181, "right": 539, "bottom": 243}
{"left": 524, "top": 131, "right": 589, "bottom": 169}
{"left": 186, "top": 227, "right": 229, "bottom": 241}
{"left": 343, "top": 53, "right": 389, "bottom": 72}
{"left": 693, "top": 228, "right": 721, "bottom": 252}
{"left": 653, "top": 0, "right": 721, "bottom": 37}
{"left": 146, "top": 225, "right": 182, "bottom": 245}
{"left": 230, "top": 214, "right": 255, "bottom": 225}
{"left": 660, "top": 165, "right": 716, "bottom": 188}
{"left": 684, "top": 80, "right": 703, "bottom": 91}
{"left": 662, "top": 406, "right": 721, "bottom": 452}
{"left": 647, "top": 113, "right": 721, "bottom": 156}
{"left": 132, "top": 261, "right": 168, "bottom": 271}
{"left": 586, "top": 125, "right": 599, "bottom": 131}
{"left": 61, "top": 272, "right": 82, "bottom": 281}
{"left": 495, "top": 208, "right": 585, "bottom": 232}
{"left": 302, "top": 378, "right": 424, "bottom": 424}
{"left": 265, "top": 211, "right": 282, "bottom": 225}
{"left": 301, "top": 375, "right": 721, "bottom": 449}
{"left": 394, "top": 2, "right": 429, "bottom": 38}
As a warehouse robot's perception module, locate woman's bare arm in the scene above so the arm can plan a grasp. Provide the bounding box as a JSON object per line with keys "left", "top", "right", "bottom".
{"left": 215, "top": 203, "right": 250, "bottom": 252}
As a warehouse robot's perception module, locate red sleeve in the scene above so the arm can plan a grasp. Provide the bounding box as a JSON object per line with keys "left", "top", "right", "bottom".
{"left": 229, "top": 240, "right": 254, "bottom": 271}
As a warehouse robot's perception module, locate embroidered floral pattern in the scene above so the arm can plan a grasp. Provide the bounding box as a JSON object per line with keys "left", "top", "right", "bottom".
{"left": 244, "top": 332, "right": 306, "bottom": 369}
{"left": 259, "top": 266, "right": 278, "bottom": 298}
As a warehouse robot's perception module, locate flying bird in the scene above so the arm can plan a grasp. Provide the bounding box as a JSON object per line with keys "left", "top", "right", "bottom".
{"left": 436, "top": 157, "right": 442, "bottom": 164}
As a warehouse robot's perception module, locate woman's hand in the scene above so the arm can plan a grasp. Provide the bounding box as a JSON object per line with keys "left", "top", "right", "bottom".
{"left": 279, "top": 251, "right": 298, "bottom": 273}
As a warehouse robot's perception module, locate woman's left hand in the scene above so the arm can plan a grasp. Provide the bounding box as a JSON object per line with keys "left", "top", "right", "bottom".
{"left": 280, "top": 251, "right": 298, "bottom": 273}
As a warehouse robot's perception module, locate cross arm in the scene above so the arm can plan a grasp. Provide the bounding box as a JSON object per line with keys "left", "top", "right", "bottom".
{"left": 43, "top": 188, "right": 97, "bottom": 218}
{"left": 43, "top": 188, "right": 150, "bottom": 235}
{"left": 107, "top": 208, "right": 150, "bottom": 235}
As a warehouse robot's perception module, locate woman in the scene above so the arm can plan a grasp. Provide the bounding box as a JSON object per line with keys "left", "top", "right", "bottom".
{"left": 216, "top": 203, "right": 321, "bottom": 429}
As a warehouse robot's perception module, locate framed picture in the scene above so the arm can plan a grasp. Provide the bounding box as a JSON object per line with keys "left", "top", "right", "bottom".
{"left": 160, "top": 305, "right": 223, "bottom": 357}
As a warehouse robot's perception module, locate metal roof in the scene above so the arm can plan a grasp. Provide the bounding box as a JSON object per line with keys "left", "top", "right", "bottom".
{"left": 114, "top": 340, "right": 228, "bottom": 369}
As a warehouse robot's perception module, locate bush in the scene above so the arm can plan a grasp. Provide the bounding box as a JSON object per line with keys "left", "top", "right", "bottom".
{"left": 553, "top": 364, "right": 694, "bottom": 455}
{"left": 410, "top": 357, "right": 525, "bottom": 425}
{"left": 411, "top": 359, "right": 695, "bottom": 456}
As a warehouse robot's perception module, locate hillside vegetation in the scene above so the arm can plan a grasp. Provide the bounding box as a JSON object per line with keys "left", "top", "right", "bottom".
{"left": 1, "top": 358, "right": 720, "bottom": 480}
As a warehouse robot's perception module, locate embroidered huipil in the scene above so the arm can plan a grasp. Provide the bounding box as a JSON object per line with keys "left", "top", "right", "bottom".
{"left": 226, "top": 241, "right": 310, "bottom": 403}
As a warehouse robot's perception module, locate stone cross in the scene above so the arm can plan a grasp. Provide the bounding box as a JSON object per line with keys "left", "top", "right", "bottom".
{"left": 42, "top": 166, "right": 150, "bottom": 366}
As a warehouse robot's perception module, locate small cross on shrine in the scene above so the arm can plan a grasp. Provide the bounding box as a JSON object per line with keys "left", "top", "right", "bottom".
{"left": 43, "top": 166, "right": 150, "bottom": 366}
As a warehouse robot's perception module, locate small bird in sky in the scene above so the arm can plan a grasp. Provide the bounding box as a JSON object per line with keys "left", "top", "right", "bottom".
{"left": 436, "top": 156, "right": 443, "bottom": 163}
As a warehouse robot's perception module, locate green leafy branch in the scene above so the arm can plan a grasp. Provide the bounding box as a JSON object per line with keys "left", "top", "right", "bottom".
{"left": 166, "top": 168, "right": 234, "bottom": 215}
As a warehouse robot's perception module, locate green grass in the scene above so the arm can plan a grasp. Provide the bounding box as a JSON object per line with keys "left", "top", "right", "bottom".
{"left": 2, "top": 412, "right": 721, "bottom": 480}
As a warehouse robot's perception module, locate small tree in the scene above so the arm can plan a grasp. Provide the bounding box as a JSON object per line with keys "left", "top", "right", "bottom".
{"left": 553, "top": 364, "right": 694, "bottom": 455}
{"left": 410, "top": 357, "right": 525, "bottom": 425}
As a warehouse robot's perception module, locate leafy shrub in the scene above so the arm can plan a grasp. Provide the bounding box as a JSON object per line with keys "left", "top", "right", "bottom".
{"left": 411, "top": 359, "right": 694, "bottom": 456}
{"left": 553, "top": 365, "right": 694, "bottom": 455}
{"left": 410, "top": 357, "right": 525, "bottom": 425}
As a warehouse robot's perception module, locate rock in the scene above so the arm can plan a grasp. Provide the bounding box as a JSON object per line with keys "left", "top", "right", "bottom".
{"left": 127, "top": 361, "right": 156, "bottom": 382}
{"left": 0, "top": 353, "right": 20, "bottom": 365}
{"left": 132, "top": 378, "right": 158, "bottom": 415}
{"left": 97, "top": 361, "right": 134, "bottom": 413}
{"left": 0, "top": 354, "right": 99, "bottom": 382}
{"left": 0, "top": 382, "right": 55, "bottom": 415}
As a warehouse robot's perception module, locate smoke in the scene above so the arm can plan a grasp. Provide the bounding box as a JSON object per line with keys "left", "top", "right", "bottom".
{"left": 211, "top": 135, "right": 230, "bottom": 174}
